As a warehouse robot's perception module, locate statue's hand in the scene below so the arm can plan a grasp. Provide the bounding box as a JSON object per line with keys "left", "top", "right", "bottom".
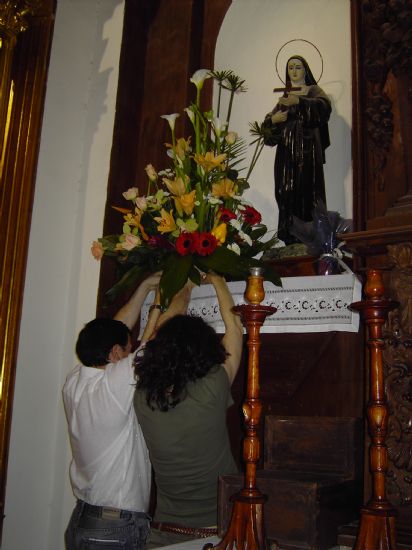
{"left": 278, "top": 94, "right": 299, "bottom": 107}
{"left": 271, "top": 111, "right": 288, "bottom": 124}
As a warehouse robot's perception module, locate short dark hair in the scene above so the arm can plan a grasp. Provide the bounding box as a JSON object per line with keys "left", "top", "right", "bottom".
{"left": 75, "top": 318, "right": 131, "bottom": 366}
{"left": 135, "top": 314, "right": 228, "bottom": 411}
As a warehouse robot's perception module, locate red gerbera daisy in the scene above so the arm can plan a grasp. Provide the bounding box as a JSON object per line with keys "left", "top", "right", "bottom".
{"left": 242, "top": 206, "right": 261, "bottom": 225}
{"left": 195, "top": 232, "right": 218, "bottom": 256}
{"left": 175, "top": 232, "right": 198, "bottom": 256}
{"left": 219, "top": 207, "right": 237, "bottom": 223}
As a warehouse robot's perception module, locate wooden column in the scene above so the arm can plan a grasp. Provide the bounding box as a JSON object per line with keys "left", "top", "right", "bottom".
{"left": 206, "top": 269, "right": 276, "bottom": 550}
{"left": 351, "top": 268, "right": 398, "bottom": 550}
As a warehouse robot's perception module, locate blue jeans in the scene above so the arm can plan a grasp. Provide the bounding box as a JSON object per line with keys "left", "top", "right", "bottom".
{"left": 65, "top": 500, "right": 150, "bottom": 550}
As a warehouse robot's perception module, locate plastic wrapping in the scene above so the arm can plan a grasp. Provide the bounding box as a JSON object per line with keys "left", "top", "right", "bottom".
{"left": 290, "top": 201, "right": 353, "bottom": 275}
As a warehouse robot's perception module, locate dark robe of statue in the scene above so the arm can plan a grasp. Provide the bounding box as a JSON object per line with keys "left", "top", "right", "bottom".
{"left": 262, "top": 55, "right": 331, "bottom": 245}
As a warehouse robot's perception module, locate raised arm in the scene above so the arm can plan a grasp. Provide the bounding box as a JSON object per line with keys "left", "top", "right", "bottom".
{"left": 206, "top": 273, "right": 243, "bottom": 384}
{"left": 113, "top": 272, "right": 161, "bottom": 329}
{"left": 139, "top": 280, "right": 195, "bottom": 344}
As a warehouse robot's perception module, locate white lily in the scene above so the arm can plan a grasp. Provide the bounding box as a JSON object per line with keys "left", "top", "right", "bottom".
{"left": 239, "top": 230, "right": 252, "bottom": 246}
{"left": 207, "top": 195, "right": 222, "bottom": 205}
{"left": 212, "top": 117, "right": 227, "bottom": 138}
{"left": 160, "top": 113, "right": 180, "bottom": 132}
{"left": 190, "top": 69, "right": 211, "bottom": 91}
{"left": 229, "top": 219, "right": 242, "bottom": 231}
{"left": 227, "top": 242, "right": 241, "bottom": 255}
{"left": 184, "top": 107, "right": 196, "bottom": 125}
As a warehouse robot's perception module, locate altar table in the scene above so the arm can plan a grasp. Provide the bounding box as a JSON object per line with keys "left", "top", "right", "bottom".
{"left": 141, "top": 274, "right": 361, "bottom": 334}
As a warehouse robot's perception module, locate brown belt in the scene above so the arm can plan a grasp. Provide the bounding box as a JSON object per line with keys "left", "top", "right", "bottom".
{"left": 151, "top": 521, "right": 217, "bottom": 538}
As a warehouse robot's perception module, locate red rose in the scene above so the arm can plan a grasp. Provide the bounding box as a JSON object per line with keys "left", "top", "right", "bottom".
{"left": 195, "top": 232, "right": 217, "bottom": 256}
{"left": 242, "top": 206, "right": 261, "bottom": 225}
{"left": 219, "top": 207, "right": 236, "bottom": 223}
{"left": 175, "top": 232, "right": 198, "bottom": 256}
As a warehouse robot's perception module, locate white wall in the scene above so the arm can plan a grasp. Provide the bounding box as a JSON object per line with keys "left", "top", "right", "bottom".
{"left": 2, "top": 1, "right": 124, "bottom": 548}
{"left": 215, "top": 0, "right": 352, "bottom": 241}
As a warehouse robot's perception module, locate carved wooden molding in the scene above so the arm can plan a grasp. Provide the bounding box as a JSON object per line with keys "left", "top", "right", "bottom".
{"left": 384, "top": 243, "right": 412, "bottom": 517}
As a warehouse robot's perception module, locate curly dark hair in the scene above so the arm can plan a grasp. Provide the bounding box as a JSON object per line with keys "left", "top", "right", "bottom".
{"left": 134, "top": 315, "right": 228, "bottom": 411}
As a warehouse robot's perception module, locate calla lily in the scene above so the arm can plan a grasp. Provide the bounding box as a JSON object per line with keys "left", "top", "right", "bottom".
{"left": 212, "top": 117, "right": 227, "bottom": 138}
{"left": 184, "top": 107, "right": 196, "bottom": 125}
{"left": 154, "top": 208, "right": 177, "bottom": 233}
{"left": 190, "top": 69, "right": 211, "bottom": 91}
{"left": 211, "top": 223, "right": 227, "bottom": 245}
{"left": 194, "top": 152, "right": 227, "bottom": 172}
{"left": 161, "top": 113, "right": 180, "bottom": 132}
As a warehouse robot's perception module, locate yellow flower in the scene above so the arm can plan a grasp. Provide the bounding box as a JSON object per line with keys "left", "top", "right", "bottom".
{"left": 162, "top": 175, "right": 188, "bottom": 196}
{"left": 193, "top": 151, "right": 226, "bottom": 172}
{"left": 174, "top": 190, "right": 196, "bottom": 216}
{"left": 211, "top": 223, "right": 227, "bottom": 245}
{"left": 154, "top": 209, "right": 177, "bottom": 233}
{"left": 211, "top": 178, "right": 237, "bottom": 198}
{"left": 124, "top": 208, "right": 142, "bottom": 227}
{"left": 166, "top": 137, "right": 191, "bottom": 161}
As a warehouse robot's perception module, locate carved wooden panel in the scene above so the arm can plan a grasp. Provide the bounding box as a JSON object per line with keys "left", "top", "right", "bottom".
{"left": 352, "top": 0, "right": 412, "bottom": 231}
{"left": 384, "top": 243, "right": 412, "bottom": 528}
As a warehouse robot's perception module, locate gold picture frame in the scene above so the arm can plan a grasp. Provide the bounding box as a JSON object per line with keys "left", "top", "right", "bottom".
{"left": 0, "top": 0, "right": 55, "bottom": 539}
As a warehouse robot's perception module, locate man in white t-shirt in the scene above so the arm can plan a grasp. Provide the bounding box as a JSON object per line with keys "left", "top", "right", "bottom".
{"left": 63, "top": 274, "right": 161, "bottom": 550}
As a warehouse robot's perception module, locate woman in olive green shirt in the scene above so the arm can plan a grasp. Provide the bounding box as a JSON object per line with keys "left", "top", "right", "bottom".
{"left": 134, "top": 274, "right": 243, "bottom": 547}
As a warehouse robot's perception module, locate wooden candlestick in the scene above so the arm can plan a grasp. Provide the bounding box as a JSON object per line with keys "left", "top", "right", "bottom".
{"left": 205, "top": 269, "right": 276, "bottom": 550}
{"left": 351, "top": 268, "right": 399, "bottom": 550}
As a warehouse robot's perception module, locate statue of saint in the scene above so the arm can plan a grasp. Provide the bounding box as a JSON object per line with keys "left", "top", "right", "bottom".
{"left": 262, "top": 56, "right": 331, "bottom": 245}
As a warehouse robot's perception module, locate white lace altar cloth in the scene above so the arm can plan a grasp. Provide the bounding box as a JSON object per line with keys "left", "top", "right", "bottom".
{"left": 140, "top": 273, "right": 361, "bottom": 334}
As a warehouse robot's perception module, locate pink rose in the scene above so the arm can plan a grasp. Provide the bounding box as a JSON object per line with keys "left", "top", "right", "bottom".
{"left": 122, "top": 187, "right": 139, "bottom": 201}
{"left": 120, "top": 233, "right": 141, "bottom": 251}
{"left": 91, "top": 241, "right": 104, "bottom": 260}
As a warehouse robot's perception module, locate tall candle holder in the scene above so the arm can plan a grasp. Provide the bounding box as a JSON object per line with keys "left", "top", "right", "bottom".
{"left": 205, "top": 268, "right": 276, "bottom": 550}
{"left": 351, "top": 268, "right": 398, "bottom": 550}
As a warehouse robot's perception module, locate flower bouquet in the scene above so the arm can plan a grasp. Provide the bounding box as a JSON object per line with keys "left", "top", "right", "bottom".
{"left": 290, "top": 201, "right": 353, "bottom": 275}
{"left": 93, "top": 69, "right": 281, "bottom": 309}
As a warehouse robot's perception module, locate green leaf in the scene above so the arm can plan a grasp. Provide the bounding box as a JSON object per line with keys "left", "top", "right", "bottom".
{"left": 262, "top": 263, "right": 282, "bottom": 287}
{"left": 160, "top": 253, "right": 194, "bottom": 309}
{"left": 105, "top": 265, "right": 146, "bottom": 303}
{"left": 249, "top": 224, "right": 268, "bottom": 240}
{"left": 189, "top": 266, "right": 202, "bottom": 286}
{"left": 196, "top": 247, "right": 250, "bottom": 278}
